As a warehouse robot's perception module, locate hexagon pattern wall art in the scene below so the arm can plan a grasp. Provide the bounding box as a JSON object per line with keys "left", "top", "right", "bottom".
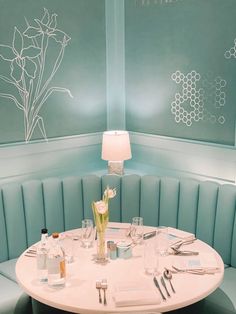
{"left": 171, "top": 70, "right": 227, "bottom": 127}
{"left": 225, "top": 38, "right": 236, "bottom": 59}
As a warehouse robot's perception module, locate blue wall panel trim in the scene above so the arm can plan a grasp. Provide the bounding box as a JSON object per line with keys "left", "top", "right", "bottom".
{"left": 105, "top": 0, "right": 126, "bottom": 130}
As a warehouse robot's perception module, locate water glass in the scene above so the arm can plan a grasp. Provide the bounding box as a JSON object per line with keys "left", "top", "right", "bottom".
{"left": 81, "top": 219, "right": 94, "bottom": 248}
{"left": 60, "top": 233, "right": 74, "bottom": 263}
{"left": 130, "top": 217, "right": 144, "bottom": 244}
{"left": 156, "top": 226, "right": 169, "bottom": 256}
{"left": 143, "top": 239, "right": 159, "bottom": 275}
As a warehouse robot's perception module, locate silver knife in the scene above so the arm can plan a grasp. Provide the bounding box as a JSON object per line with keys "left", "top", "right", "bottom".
{"left": 143, "top": 230, "right": 157, "bottom": 240}
{"left": 160, "top": 276, "right": 170, "bottom": 297}
{"left": 153, "top": 277, "right": 166, "bottom": 301}
{"left": 171, "top": 248, "right": 199, "bottom": 256}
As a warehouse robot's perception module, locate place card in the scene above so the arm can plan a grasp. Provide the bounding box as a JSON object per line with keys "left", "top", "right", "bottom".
{"left": 173, "top": 252, "right": 219, "bottom": 270}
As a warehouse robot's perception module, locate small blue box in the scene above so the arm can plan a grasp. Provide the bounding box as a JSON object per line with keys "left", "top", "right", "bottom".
{"left": 117, "top": 241, "right": 132, "bottom": 259}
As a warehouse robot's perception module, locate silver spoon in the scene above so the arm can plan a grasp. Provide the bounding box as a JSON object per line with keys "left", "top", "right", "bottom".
{"left": 164, "top": 269, "right": 175, "bottom": 293}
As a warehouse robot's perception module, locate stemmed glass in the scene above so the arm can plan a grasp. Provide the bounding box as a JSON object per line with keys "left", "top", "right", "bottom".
{"left": 81, "top": 219, "right": 94, "bottom": 248}
{"left": 130, "top": 217, "right": 144, "bottom": 244}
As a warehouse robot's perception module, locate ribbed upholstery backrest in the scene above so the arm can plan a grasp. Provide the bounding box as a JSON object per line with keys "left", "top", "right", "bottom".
{"left": 82, "top": 175, "right": 101, "bottom": 220}
{"left": 177, "top": 178, "right": 199, "bottom": 235}
{"left": 214, "top": 185, "right": 236, "bottom": 266}
{"left": 0, "top": 190, "right": 8, "bottom": 262}
{"left": 121, "top": 175, "right": 140, "bottom": 222}
{"left": 231, "top": 215, "right": 236, "bottom": 267}
{"left": 140, "top": 175, "right": 160, "bottom": 227}
{"left": 42, "top": 178, "right": 64, "bottom": 234}
{"left": 0, "top": 174, "right": 235, "bottom": 265}
{"left": 196, "top": 181, "right": 219, "bottom": 246}
{"left": 0, "top": 175, "right": 103, "bottom": 262}
{"left": 159, "top": 177, "right": 179, "bottom": 228}
{"left": 2, "top": 184, "right": 27, "bottom": 259}
{"left": 22, "top": 180, "right": 45, "bottom": 246}
{"left": 62, "top": 176, "right": 83, "bottom": 230}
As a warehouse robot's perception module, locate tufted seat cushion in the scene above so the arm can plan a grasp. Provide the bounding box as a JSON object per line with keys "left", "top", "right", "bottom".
{"left": 0, "top": 258, "right": 18, "bottom": 282}
{"left": 0, "top": 274, "right": 32, "bottom": 314}
{"left": 203, "top": 267, "right": 236, "bottom": 314}
{"left": 167, "top": 267, "right": 236, "bottom": 314}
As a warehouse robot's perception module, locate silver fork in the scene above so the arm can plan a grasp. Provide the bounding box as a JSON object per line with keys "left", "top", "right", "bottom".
{"left": 172, "top": 266, "right": 217, "bottom": 275}
{"left": 96, "top": 280, "right": 102, "bottom": 303}
{"left": 101, "top": 279, "right": 108, "bottom": 305}
{"left": 171, "top": 238, "right": 196, "bottom": 250}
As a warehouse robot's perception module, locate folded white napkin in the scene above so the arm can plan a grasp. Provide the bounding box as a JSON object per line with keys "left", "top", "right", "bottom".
{"left": 168, "top": 227, "right": 195, "bottom": 241}
{"left": 106, "top": 222, "right": 131, "bottom": 239}
{"left": 113, "top": 281, "right": 161, "bottom": 307}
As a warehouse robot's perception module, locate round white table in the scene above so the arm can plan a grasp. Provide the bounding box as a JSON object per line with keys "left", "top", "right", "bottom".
{"left": 15, "top": 226, "right": 224, "bottom": 314}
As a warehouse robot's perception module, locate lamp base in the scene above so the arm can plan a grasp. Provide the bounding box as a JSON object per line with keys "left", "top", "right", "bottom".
{"left": 108, "top": 161, "right": 124, "bottom": 175}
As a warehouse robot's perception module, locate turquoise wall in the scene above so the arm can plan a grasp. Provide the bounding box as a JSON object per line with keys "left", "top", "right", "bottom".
{"left": 0, "top": 0, "right": 106, "bottom": 143}
{"left": 0, "top": 0, "right": 235, "bottom": 184}
{"left": 125, "top": 0, "right": 236, "bottom": 146}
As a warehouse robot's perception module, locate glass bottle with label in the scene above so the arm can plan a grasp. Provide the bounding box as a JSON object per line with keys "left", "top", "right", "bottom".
{"left": 36, "top": 228, "right": 49, "bottom": 282}
{"left": 47, "top": 232, "right": 66, "bottom": 288}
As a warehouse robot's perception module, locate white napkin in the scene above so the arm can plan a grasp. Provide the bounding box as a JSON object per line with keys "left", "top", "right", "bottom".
{"left": 168, "top": 227, "right": 195, "bottom": 241}
{"left": 106, "top": 222, "right": 131, "bottom": 239}
{"left": 113, "top": 281, "right": 161, "bottom": 307}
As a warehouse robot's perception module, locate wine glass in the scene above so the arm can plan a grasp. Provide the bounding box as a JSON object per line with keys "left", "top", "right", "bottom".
{"left": 81, "top": 219, "right": 94, "bottom": 248}
{"left": 130, "top": 217, "right": 144, "bottom": 244}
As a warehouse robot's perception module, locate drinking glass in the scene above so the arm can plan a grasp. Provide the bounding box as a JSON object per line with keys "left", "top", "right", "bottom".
{"left": 130, "top": 217, "right": 144, "bottom": 244}
{"left": 156, "top": 226, "right": 169, "bottom": 256}
{"left": 81, "top": 219, "right": 94, "bottom": 248}
{"left": 143, "top": 239, "right": 159, "bottom": 275}
{"left": 60, "top": 233, "right": 74, "bottom": 263}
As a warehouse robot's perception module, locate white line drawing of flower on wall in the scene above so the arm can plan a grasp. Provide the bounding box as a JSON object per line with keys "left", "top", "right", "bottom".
{"left": 0, "top": 8, "right": 73, "bottom": 142}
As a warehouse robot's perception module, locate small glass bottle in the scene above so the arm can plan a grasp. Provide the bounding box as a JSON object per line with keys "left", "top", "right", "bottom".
{"left": 47, "top": 232, "right": 66, "bottom": 288}
{"left": 36, "top": 228, "right": 49, "bottom": 282}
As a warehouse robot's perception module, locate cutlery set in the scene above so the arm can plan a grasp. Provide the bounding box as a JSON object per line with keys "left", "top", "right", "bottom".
{"left": 171, "top": 247, "right": 199, "bottom": 256}
{"left": 153, "top": 272, "right": 175, "bottom": 301}
{"left": 96, "top": 279, "right": 108, "bottom": 305}
{"left": 170, "top": 238, "right": 198, "bottom": 256}
{"left": 124, "top": 230, "right": 157, "bottom": 252}
{"left": 172, "top": 266, "right": 220, "bottom": 275}
{"left": 25, "top": 248, "right": 37, "bottom": 257}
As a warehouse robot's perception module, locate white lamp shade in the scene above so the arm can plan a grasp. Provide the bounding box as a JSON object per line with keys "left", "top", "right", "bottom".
{"left": 102, "top": 130, "right": 132, "bottom": 161}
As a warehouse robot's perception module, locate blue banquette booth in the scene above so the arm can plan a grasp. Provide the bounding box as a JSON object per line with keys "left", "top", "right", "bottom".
{"left": 0, "top": 174, "right": 235, "bottom": 314}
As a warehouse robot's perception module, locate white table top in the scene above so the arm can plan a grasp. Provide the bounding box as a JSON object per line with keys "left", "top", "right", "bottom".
{"left": 15, "top": 225, "right": 224, "bottom": 314}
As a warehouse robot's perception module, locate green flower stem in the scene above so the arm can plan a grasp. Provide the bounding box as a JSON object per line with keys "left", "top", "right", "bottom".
{"left": 97, "top": 231, "right": 106, "bottom": 261}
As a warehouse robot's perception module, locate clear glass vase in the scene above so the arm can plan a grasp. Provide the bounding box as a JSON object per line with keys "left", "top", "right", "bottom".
{"left": 96, "top": 231, "right": 107, "bottom": 264}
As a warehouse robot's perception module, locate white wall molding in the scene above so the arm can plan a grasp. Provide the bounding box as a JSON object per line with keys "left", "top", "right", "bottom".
{"left": 0, "top": 133, "right": 102, "bottom": 158}
{"left": 0, "top": 133, "right": 104, "bottom": 183}
{"left": 129, "top": 132, "right": 236, "bottom": 184}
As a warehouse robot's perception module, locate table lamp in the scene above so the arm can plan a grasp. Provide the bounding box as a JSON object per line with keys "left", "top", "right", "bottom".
{"left": 101, "top": 130, "right": 132, "bottom": 175}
